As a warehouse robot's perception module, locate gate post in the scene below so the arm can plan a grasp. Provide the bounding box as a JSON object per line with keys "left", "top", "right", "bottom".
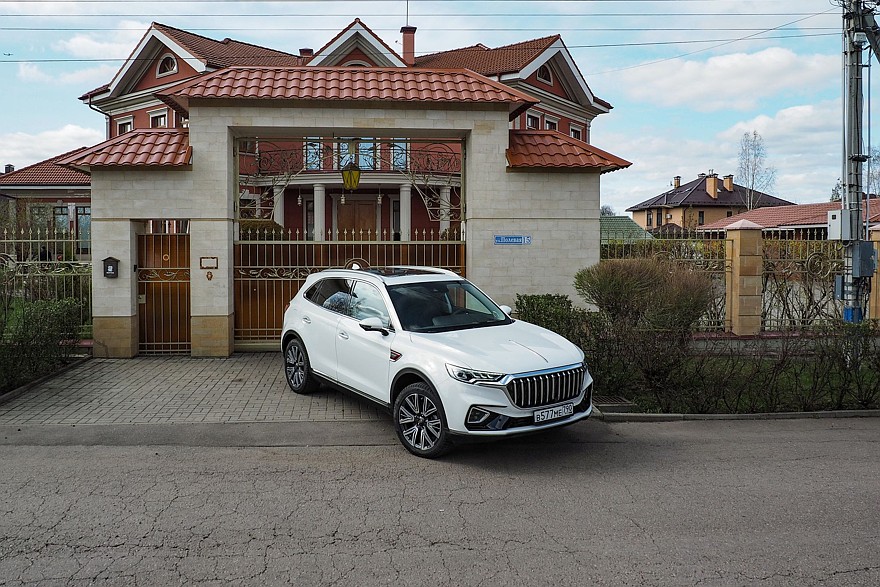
{"left": 725, "top": 220, "right": 764, "bottom": 335}
{"left": 869, "top": 227, "right": 880, "bottom": 320}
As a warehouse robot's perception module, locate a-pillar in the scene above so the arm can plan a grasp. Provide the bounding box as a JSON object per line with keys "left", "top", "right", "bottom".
{"left": 869, "top": 227, "right": 880, "bottom": 319}
{"left": 725, "top": 220, "right": 764, "bottom": 335}
{"left": 399, "top": 183, "right": 412, "bottom": 240}
{"left": 313, "top": 184, "right": 325, "bottom": 241}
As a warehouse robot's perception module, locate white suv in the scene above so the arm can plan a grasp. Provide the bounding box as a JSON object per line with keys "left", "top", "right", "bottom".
{"left": 281, "top": 267, "right": 593, "bottom": 458}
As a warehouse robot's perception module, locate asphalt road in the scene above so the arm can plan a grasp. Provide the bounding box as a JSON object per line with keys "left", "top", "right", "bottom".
{"left": 1, "top": 417, "right": 878, "bottom": 586}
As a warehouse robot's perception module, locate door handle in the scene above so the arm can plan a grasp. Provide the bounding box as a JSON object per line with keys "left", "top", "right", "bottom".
{"left": 302, "top": 316, "right": 311, "bottom": 324}
{"left": 338, "top": 331, "right": 349, "bottom": 340}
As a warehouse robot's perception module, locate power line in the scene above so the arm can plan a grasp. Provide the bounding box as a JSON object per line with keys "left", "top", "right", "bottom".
{"left": 0, "top": 26, "right": 839, "bottom": 32}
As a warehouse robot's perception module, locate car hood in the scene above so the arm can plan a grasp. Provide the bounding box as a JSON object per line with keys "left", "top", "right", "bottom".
{"left": 407, "top": 320, "right": 583, "bottom": 374}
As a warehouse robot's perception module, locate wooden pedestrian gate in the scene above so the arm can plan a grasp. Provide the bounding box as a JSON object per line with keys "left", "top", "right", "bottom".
{"left": 137, "top": 234, "right": 191, "bottom": 354}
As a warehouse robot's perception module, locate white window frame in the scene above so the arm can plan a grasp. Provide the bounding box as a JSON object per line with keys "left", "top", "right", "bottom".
{"left": 536, "top": 64, "right": 553, "bottom": 85}
{"left": 148, "top": 108, "right": 168, "bottom": 129}
{"left": 116, "top": 116, "right": 133, "bottom": 135}
{"left": 570, "top": 124, "right": 583, "bottom": 141}
{"left": 544, "top": 116, "right": 559, "bottom": 132}
{"left": 156, "top": 53, "right": 178, "bottom": 78}
{"left": 526, "top": 113, "right": 540, "bottom": 130}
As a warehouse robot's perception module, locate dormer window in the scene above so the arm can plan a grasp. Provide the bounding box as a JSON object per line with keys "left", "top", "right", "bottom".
{"left": 116, "top": 116, "right": 133, "bottom": 136}
{"left": 156, "top": 54, "right": 178, "bottom": 78}
{"left": 537, "top": 64, "right": 553, "bottom": 85}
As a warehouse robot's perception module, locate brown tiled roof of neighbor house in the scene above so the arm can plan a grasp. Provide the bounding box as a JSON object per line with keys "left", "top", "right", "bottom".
{"left": 506, "top": 130, "right": 631, "bottom": 173}
{"left": 415, "top": 35, "right": 559, "bottom": 75}
{"left": 700, "top": 199, "right": 880, "bottom": 231}
{"left": 158, "top": 67, "right": 539, "bottom": 119}
{"left": 59, "top": 129, "right": 191, "bottom": 169}
{"left": 0, "top": 147, "right": 91, "bottom": 186}
{"left": 626, "top": 175, "right": 794, "bottom": 212}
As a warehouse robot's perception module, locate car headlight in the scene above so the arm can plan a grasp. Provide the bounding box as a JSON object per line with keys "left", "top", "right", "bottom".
{"left": 446, "top": 364, "right": 505, "bottom": 385}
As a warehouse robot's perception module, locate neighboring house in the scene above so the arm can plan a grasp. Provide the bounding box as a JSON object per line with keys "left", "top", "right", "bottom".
{"left": 0, "top": 150, "right": 92, "bottom": 254}
{"left": 55, "top": 19, "right": 630, "bottom": 357}
{"left": 699, "top": 198, "right": 880, "bottom": 238}
{"left": 600, "top": 215, "right": 652, "bottom": 244}
{"left": 627, "top": 172, "right": 793, "bottom": 231}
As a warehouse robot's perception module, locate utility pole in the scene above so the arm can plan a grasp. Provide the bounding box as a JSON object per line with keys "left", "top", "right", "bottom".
{"left": 835, "top": 0, "right": 880, "bottom": 322}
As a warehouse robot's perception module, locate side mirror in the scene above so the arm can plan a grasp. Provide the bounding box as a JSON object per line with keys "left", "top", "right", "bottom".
{"left": 499, "top": 305, "right": 513, "bottom": 316}
{"left": 359, "top": 316, "right": 390, "bottom": 336}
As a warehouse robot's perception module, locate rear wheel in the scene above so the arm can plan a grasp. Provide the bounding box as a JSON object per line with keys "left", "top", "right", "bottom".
{"left": 393, "top": 382, "right": 453, "bottom": 458}
{"left": 283, "top": 337, "right": 319, "bottom": 394}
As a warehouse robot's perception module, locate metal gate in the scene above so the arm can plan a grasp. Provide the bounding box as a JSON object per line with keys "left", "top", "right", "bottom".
{"left": 137, "top": 233, "right": 190, "bottom": 354}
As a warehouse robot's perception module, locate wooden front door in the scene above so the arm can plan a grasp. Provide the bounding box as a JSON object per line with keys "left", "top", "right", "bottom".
{"left": 337, "top": 200, "right": 377, "bottom": 240}
{"left": 137, "top": 233, "right": 191, "bottom": 354}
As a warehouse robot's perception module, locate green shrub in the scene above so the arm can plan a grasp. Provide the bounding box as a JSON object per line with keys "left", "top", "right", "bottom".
{"left": 514, "top": 293, "right": 588, "bottom": 345}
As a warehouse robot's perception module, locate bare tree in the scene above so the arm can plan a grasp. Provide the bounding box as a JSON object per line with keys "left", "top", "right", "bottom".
{"left": 600, "top": 204, "right": 616, "bottom": 217}
{"left": 737, "top": 130, "right": 777, "bottom": 210}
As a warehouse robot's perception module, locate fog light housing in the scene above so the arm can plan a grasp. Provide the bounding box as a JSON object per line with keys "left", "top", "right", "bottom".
{"left": 467, "top": 407, "right": 492, "bottom": 425}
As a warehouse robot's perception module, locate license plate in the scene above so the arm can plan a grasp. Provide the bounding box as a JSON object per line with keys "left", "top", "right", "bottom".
{"left": 534, "top": 403, "right": 574, "bottom": 424}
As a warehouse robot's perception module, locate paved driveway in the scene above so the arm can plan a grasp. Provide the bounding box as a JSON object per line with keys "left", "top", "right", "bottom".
{"left": 0, "top": 354, "right": 385, "bottom": 426}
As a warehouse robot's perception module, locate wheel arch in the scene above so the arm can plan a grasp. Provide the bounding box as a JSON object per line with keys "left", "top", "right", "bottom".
{"left": 391, "top": 368, "right": 439, "bottom": 408}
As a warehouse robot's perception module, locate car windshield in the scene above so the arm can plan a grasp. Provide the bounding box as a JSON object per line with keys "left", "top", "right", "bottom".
{"left": 387, "top": 280, "right": 512, "bottom": 333}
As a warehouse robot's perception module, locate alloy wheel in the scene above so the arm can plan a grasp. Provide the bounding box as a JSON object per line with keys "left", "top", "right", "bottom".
{"left": 397, "top": 392, "right": 443, "bottom": 451}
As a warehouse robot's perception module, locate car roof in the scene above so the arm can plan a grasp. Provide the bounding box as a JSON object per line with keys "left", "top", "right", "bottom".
{"left": 310, "top": 266, "right": 462, "bottom": 286}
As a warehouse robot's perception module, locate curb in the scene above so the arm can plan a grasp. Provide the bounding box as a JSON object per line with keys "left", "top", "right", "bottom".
{"left": 594, "top": 407, "right": 880, "bottom": 423}
{"left": 0, "top": 356, "right": 91, "bottom": 406}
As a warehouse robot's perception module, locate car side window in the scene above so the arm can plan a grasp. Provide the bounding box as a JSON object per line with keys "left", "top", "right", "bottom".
{"left": 349, "top": 281, "right": 391, "bottom": 325}
{"left": 304, "top": 278, "right": 353, "bottom": 315}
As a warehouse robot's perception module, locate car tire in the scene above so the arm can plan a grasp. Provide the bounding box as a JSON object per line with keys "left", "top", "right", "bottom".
{"left": 393, "top": 382, "right": 453, "bottom": 458}
{"left": 283, "top": 337, "right": 320, "bottom": 394}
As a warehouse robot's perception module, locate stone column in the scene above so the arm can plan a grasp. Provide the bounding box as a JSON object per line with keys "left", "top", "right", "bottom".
{"left": 313, "top": 183, "right": 325, "bottom": 241}
{"left": 725, "top": 220, "right": 764, "bottom": 335}
{"left": 439, "top": 186, "right": 451, "bottom": 236}
{"left": 90, "top": 219, "right": 140, "bottom": 358}
{"left": 272, "top": 186, "right": 285, "bottom": 227}
{"left": 869, "top": 227, "right": 880, "bottom": 319}
{"left": 399, "top": 183, "right": 412, "bottom": 241}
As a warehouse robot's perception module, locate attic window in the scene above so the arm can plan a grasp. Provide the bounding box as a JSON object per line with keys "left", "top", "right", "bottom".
{"left": 157, "top": 54, "right": 178, "bottom": 78}
{"left": 342, "top": 60, "right": 370, "bottom": 67}
{"left": 537, "top": 64, "right": 553, "bottom": 85}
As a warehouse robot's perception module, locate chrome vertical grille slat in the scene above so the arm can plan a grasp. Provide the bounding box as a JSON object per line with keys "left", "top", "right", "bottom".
{"left": 506, "top": 366, "right": 586, "bottom": 409}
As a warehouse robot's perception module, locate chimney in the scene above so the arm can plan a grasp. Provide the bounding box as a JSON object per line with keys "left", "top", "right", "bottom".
{"left": 299, "top": 48, "right": 314, "bottom": 58}
{"left": 3, "top": 164, "right": 13, "bottom": 174}
{"left": 706, "top": 173, "right": 719, "bottom": 199}
{"left": 673, "top": 176, "right": 681, "bottom": 189}
{"left": 723, "top": 174, "right": 734, "bottom": 191}
{"left": 401, "top": 26, "right": 417, "bottom": 66}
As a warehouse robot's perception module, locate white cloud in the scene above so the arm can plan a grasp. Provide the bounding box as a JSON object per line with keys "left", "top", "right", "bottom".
{"left": 615, "top": 48, "right": 838, "bottom": 111}
{"left": 53, "top": 20, "right": 149, "bottom": 60}
{"left": 17, "top": 63, "right": 52, "bottom": 83}
{"left": 0, "top": 126, "right": 104, "bottom": 169}
{"left": 17, "top": 63, "right": 119, "bottom": 86}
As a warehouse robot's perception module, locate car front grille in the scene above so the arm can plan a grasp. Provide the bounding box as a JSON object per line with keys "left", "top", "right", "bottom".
{"left": 506, "top": 365, "right": 587, "bottom": 409}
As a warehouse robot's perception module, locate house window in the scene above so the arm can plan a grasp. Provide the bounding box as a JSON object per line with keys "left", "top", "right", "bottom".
{"left": 306, "top": 199, "right": 315, "bottom": 240}
{"left": 149, "top": 109, "right": 168, "bottom": 128}
{"left": 76, "top": 206, "right": 91, "bottom": 253}
{"left": 545, "top": 117, "right": 558, "bottom": 131}
{"left": 157, "top": 54, "right": 178, "bottom": 77}
{"left": 570, "top": 125, "right": 583, "bottom": 141}
{"left": 646, "top": 211, "right": 653, "bottom": 228}
{"left": 698, "top": 211, "right": 705, "bottom": 225}
{"left": 390, "top": 140, "right": 407, "bottom": 171}
{"left": 358, "top": 140, "right": 377, "bottom": 170}
{"left": 537, "top": 64, "right": 552, "bottom": 84}
{"left": 526, "top": 114, "right": 540, "bottom": 130}
{"left": 337, "top": 139, "right": 356, "bottom": 169}
{"left": 53, "top": 206, "right": 70, "bottom": 232}
{"left": 304, "top": 138, "right": 322, "bottom": 170}
{"left": 116, "top": 117, "right": 133, "bottom": 135}
{"left": 727, "top": 210, "right": 734, "bottom": 217}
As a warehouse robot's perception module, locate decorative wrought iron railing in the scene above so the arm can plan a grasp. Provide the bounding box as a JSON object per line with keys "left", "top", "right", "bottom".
{"left": 600, "top": 229, "right": 730, "bottom": 331}
{"left": 0, "top": 228, "right": 92, "bottom": 338}
{"left": 762, "top": 238, "right": 845, "bottom": 330}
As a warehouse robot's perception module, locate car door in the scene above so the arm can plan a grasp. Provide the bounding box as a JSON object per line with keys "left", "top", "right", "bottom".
{"left": 298, "top": 278, "right": 353, "bottom": 382}
{"left": 335, "top": 280, "right": 395, "bottom": 404}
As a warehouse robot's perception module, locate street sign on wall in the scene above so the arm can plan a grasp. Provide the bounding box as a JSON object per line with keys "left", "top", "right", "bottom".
{"left": 494, "top": 235, "right": 532, "bottom": 245}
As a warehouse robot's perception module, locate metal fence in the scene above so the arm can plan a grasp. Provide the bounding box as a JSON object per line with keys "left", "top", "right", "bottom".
{"left": 761, "top": 238, "right": 845, "bottom": 330}
{"left": 233, "top": 227, "right": 465, "bottom": 344}
{"left": 0, "top": 228, "right": 92, "bottom": 338}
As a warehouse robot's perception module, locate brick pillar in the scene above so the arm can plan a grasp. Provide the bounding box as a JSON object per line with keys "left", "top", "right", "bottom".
{"left": 869, "top": 228, "right": 880, "bottom": 320}
{"left": 725, "top": 221, "right": 764, "bottom": 335}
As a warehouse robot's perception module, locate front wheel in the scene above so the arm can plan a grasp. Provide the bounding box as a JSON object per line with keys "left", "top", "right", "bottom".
{"left": 393, "top": 382, "right": 453, "bottom": 458}
{"left": 283, "top": 337, "right": 320, "bottom": 394}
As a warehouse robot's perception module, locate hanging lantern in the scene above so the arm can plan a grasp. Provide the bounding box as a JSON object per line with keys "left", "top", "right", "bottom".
{"left": 341, "top": 161, "right": 361, "bottom": 191}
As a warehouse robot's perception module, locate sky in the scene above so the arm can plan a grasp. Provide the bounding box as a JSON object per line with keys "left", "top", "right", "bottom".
{"left": 0, "top": 0, "right": 873, "bottom": 213}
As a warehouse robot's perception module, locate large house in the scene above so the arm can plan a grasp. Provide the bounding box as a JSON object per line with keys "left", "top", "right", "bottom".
{"left": 627, "top": 172, "right": 793, "bottom": 231}
{"left": 46, "top": 20, "right": 629, "bottom": 357}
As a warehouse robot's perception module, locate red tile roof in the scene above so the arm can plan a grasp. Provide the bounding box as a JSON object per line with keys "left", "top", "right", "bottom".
{"left": 415, "top": 36, "right": 559, "bottom": 76}
{"left": 626, "top": 174, "right": 793, "bottom": 211}
{"left": 158, "top": 67, "right": 539, "bottom": 118}
{"left": 700, "top": 199, "right": 880, "bottom": 231}
{"left": 153, "top": 23, "right": 304, "bottom": 68}
{"left": 59, "top": 129, "right": 191, "bottom": 169}
{"left": 0, "top": 148, "right": 91, "bottom": 186}
{"left": 310, "top": 18, "right": 404, "bottom": 65}
{"left": 506, "top": 130, "right": 631, "bottom": 173}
